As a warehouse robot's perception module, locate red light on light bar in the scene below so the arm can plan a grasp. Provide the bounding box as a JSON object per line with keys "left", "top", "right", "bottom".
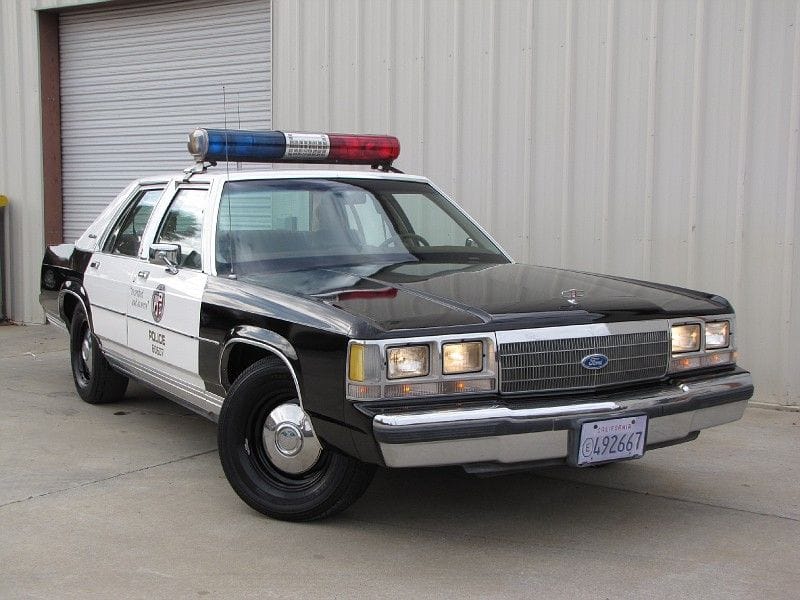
{"left": 328, "top": 134, "right": 400, "bottom": 163}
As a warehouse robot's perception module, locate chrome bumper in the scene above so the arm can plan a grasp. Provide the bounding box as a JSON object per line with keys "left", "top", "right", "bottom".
{"left": 372, "top": 369, "right": 753, "bottom": 468}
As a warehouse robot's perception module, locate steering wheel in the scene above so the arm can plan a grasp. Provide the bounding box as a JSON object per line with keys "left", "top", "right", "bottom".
{"left": 380, "top": 233, "right": 430, "bottom": 248}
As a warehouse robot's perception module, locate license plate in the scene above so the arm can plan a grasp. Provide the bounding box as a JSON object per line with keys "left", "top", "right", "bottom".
{"left": 577, "top": 415, "right": 648, "bottom": 466}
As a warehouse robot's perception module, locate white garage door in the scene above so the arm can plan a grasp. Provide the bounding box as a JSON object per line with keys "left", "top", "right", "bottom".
{"left": 59, "top": 0, "right": 271, "bottom": 242}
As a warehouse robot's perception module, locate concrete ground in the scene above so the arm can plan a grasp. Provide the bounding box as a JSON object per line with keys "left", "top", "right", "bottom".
{"left": 1, "top": 324, "right": 798, "bottom": 600}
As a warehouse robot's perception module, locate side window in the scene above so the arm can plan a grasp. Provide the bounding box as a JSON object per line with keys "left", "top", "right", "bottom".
{"left": 154, "top": 188, "right": 207, "bottom": 270}
{"left": 103, "top": 189, "right": 163, "bottom": 256}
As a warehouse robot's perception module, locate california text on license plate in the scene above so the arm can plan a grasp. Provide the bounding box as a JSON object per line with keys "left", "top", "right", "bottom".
{"left": 577, "top": 415, "right": 648, "bottom": 466}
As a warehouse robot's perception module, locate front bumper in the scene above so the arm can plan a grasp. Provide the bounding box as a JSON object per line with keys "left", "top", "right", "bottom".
{"left": 371, "top": 368, "right": 753, "bottom": 468}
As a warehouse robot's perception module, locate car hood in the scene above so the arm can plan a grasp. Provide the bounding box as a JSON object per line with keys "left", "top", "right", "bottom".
{"left": 241, "top": 262, "right": 731, "bottom": 333}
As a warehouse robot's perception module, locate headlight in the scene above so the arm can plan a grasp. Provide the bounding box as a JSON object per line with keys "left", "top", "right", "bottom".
{"left": 668, "top": 316, "right": 737, "bottom": 374}
{"left": 442, "top": 341, "right": 483, "bottom": 374}
{"left": 705, "top": 321, "right": 730, "bottom": 349}
{"left": 671, "top": 324, "right": 701, "bottom": 353}
{"left": 386, "top": 345, "right": 430, "bottom": 379}
{"left": 347, "top": 337, "right": 497, "bottom": 400}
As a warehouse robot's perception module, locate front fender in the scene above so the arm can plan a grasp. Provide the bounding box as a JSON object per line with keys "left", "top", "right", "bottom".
{"left": 219, "top": 326, "right": 301, "bottom": 391}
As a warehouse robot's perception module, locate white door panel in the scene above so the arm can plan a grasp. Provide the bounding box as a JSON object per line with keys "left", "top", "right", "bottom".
{"left": 127, "top": 266, "right": 207, "bottom": 386}
{"left": 126, "top": 319, "right": 205, "bottom": 388}
{"left": 83, "top": 253, "right": 137, "bottom": 346}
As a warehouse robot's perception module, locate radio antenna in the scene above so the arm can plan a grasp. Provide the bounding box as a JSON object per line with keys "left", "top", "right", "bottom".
{"left": 223, "top": 85, "right": 230, "bottom": 178}
{"left": 236, "top": 92, "right": 242, "bottom": 171}
{"left": 222, "top": 85, "right": 237, "bottom": 279}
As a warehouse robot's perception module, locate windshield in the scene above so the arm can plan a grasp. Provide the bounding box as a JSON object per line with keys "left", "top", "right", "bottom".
{"left": 215, "top": 178, "right": 508, "bottom": 274}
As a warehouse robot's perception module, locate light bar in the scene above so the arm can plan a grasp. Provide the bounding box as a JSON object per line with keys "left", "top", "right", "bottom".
{"left": 187, "top": 128, "right": 400, "bottom": 165}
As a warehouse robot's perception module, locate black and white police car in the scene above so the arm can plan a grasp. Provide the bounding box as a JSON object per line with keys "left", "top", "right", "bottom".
{"left": 41, "top": 128, "right": 754, "bottom": 521}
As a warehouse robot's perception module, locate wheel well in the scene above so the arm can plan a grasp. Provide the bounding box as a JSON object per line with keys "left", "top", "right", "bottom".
{"left": 225, "top": 343, "right": 287, "bottom": 387}
{"left": 62, "top": 294, "right": 79, "bottom": 329}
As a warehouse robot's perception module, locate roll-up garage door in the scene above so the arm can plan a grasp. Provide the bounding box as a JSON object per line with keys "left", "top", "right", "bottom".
{"left": 59, "top": 0, "right": 271, "bottom": 242}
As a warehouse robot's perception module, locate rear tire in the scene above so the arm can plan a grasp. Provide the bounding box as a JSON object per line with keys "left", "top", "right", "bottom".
{"left": 218, "top": 357, "right": 375, "bottom": 521}
{"left": 69, "top": 305, "right": 128, "bottom": 404}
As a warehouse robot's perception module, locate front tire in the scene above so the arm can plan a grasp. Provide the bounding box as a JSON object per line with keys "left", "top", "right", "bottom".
{"left": 69, "top": 305, "right": 128, "bottom": 404}
{"left": 218, "top": 358, "right": 375, "bottom": 521}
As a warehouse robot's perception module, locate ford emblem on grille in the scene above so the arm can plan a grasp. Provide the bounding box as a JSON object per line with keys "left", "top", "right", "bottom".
{"left": 581, "top": 354, "right": 609, "bottom": 370}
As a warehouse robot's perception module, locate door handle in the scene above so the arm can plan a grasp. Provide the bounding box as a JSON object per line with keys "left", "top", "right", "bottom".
{"left": 89, "top": 261, "right": 100, "bottom": 269}
{"left": 136, "top": 270, "right": 150, "bottom": 281}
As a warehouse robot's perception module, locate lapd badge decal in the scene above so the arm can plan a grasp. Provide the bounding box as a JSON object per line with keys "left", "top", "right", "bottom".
{"left": 151, "top": 284, "right": 166, "bottom": 323}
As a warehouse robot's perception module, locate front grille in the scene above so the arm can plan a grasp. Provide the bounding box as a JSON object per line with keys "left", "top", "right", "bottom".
{"left": 498, "top": 330, "right": 670, "bottom": 394}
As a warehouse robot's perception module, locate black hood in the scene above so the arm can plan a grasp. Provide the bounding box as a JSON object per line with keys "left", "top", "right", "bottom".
{"left": 241, "top": 262, "right": 731, "bottom": 334}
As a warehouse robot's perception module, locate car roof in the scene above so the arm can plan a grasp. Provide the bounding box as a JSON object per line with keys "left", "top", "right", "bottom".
{"left": 134, "top": 169, "right": 432, "bottom": 187}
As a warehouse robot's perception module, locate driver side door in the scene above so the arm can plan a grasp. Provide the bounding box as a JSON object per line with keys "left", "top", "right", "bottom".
{"left": 126, "top": 187, "right": 210, "bottom": 391}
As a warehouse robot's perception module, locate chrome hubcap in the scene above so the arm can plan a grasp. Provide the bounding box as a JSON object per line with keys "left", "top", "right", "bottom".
{"left": 262, "top": 403, "right": 322, "bottom": 474}
{"left": 80, "top": 329, "right": 93, "bottom": 377}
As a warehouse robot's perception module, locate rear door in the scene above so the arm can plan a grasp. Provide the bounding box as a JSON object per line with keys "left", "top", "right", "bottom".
{"left": 126, "top": 186, "right": 212, "bottom": 390}
{"left": 84, "top": 186, "right": 164, "bottom": 353}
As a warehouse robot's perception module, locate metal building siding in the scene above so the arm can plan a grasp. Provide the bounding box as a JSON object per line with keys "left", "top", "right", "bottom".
{"left": 59, "top": 0, "right": 272, "bottom": 241}
{"left": 273, "top": 0, "right": 800, "bottom": 406}
{"left": 0, "top": 1, "right": 46, "bottom": 324}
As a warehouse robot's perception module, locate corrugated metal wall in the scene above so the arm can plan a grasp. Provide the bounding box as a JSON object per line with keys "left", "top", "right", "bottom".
{"left": 0, "top": 1, "right": 46, "bottom": 324}
{"left": 273, "top": 0, "right": 800, "bottom": 406}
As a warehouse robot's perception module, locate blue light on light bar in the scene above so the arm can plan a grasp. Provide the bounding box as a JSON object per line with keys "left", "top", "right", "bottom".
{"left": 189, "top": 129, "right": 286, "bottom": 163}
{"left": 187, "top": 128, "right": 400, "bottom": 165}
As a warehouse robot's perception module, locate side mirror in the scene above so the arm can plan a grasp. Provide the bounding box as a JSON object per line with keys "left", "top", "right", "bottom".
{"left": 149, "top": 243, "right": 180, "bottom": 274}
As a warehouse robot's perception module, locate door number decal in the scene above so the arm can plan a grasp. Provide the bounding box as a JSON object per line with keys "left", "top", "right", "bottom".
{"left": 149, "top": 329, "right": 166, "bottom": 357}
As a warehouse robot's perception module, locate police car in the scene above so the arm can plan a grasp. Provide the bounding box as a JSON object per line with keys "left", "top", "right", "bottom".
{"left": 40, "top": 128, "right": 754, "bottom": 521}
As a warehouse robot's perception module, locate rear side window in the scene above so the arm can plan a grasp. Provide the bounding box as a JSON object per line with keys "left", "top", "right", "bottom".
{"left": 103, "top": 188, "right": 163, "bottom": 256}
